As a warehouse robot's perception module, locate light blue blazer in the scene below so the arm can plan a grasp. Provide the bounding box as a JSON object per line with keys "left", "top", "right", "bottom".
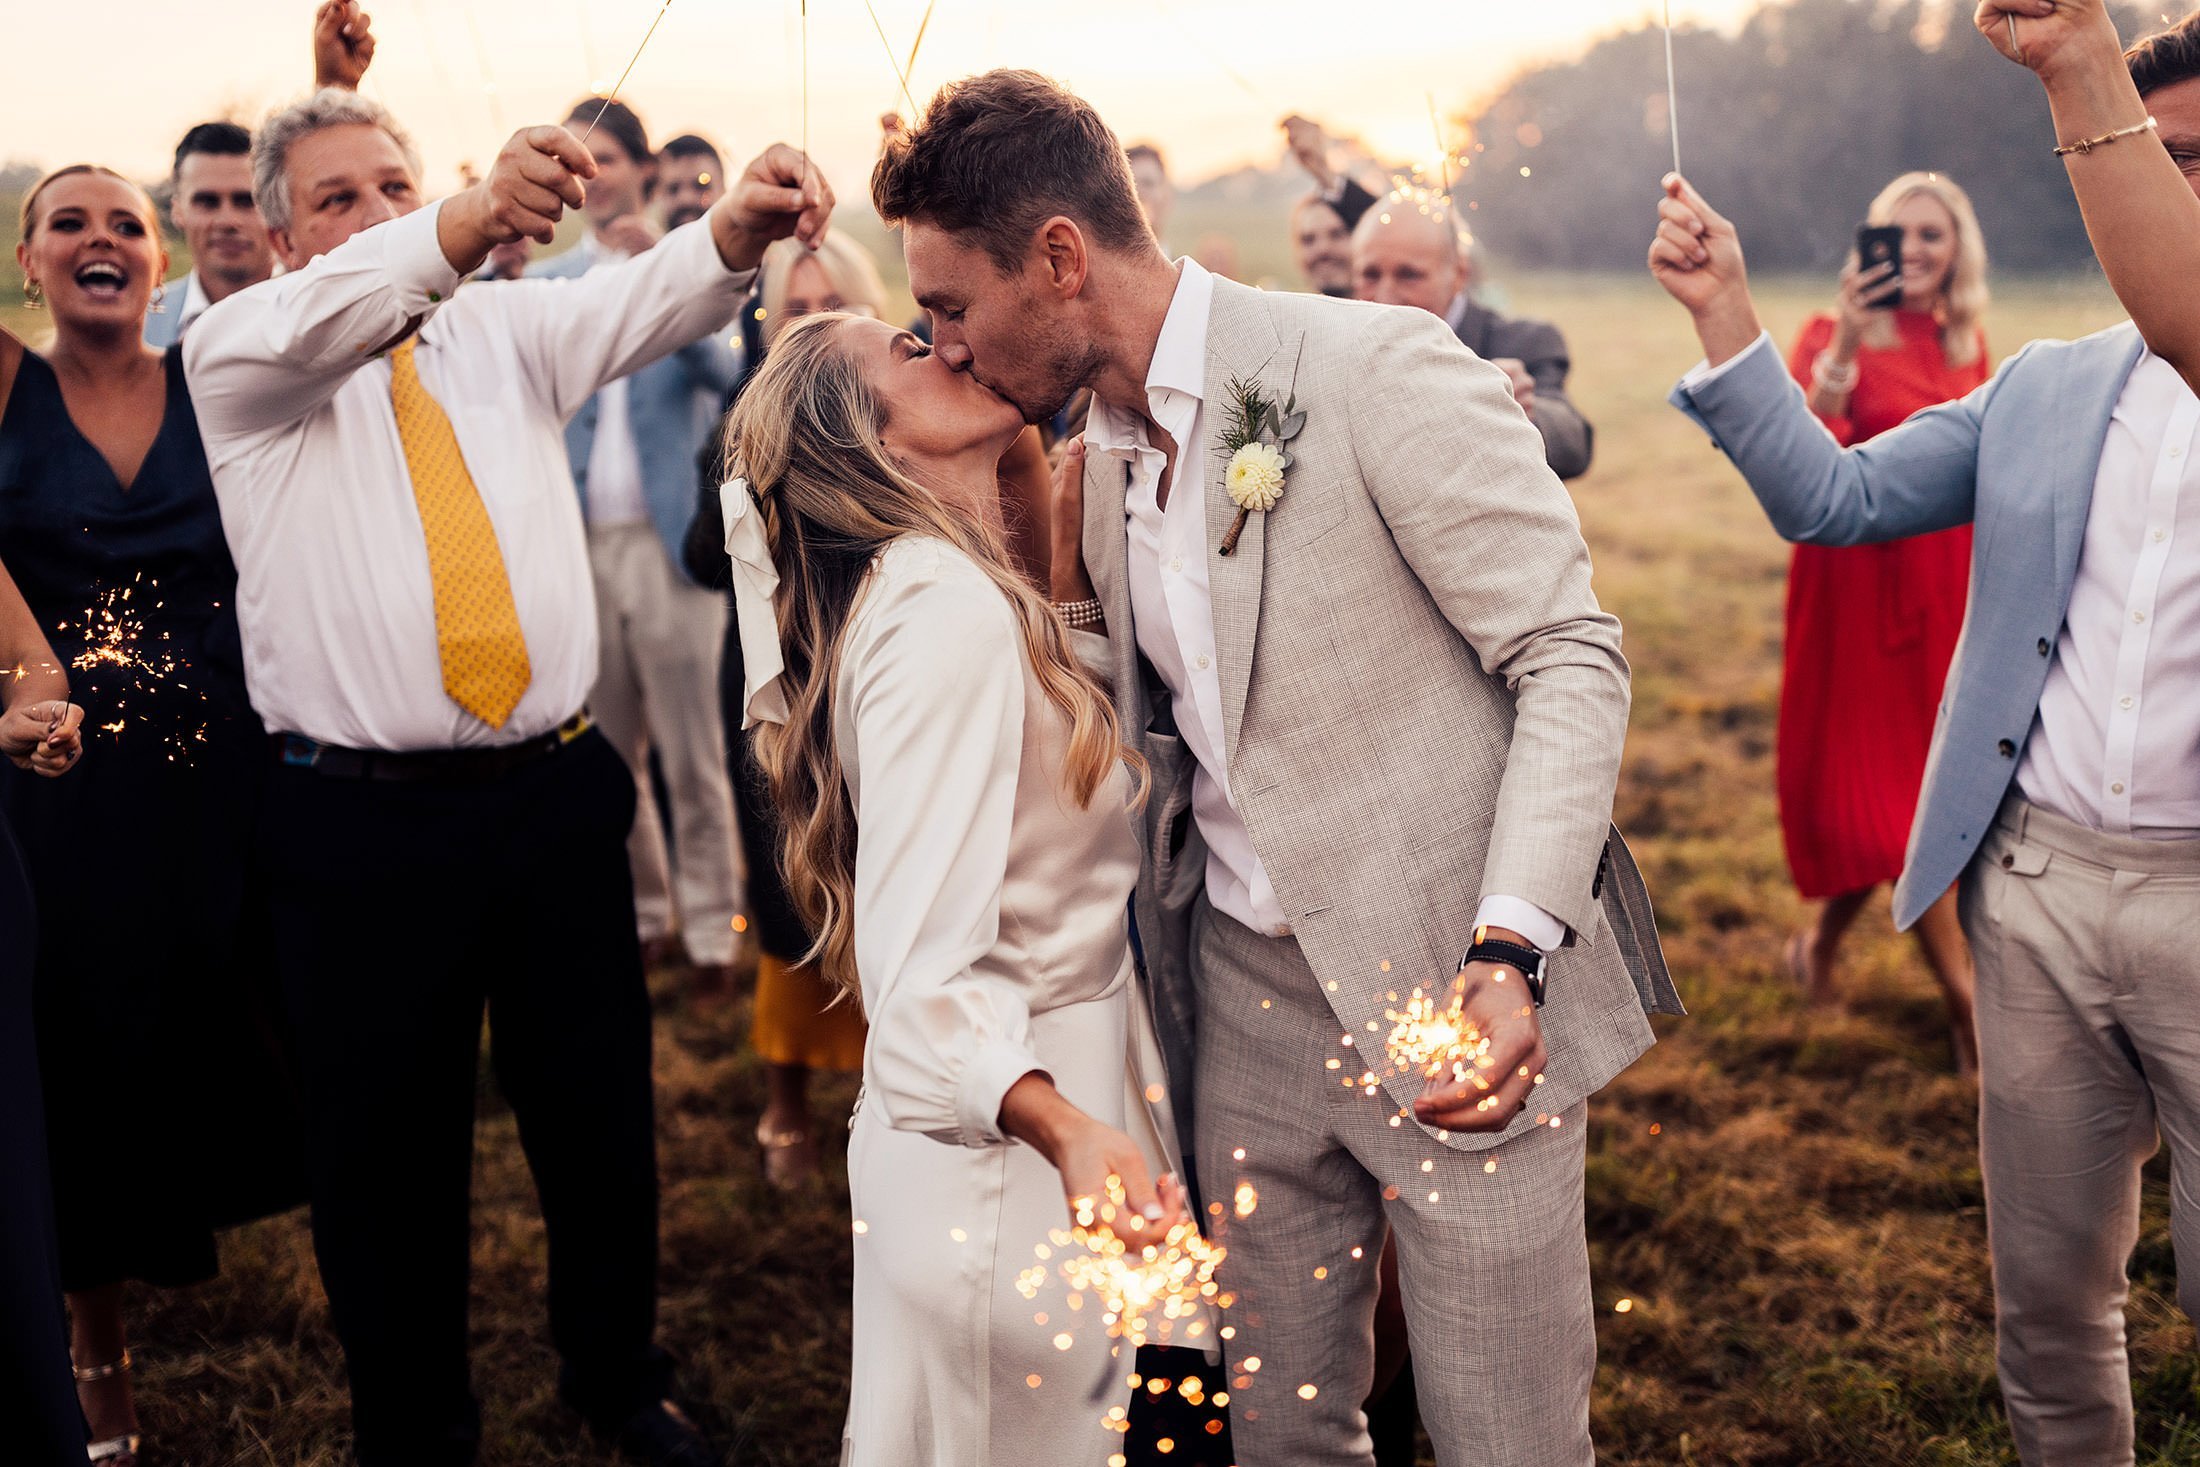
{"left": 528, "top": 244, "right": 744, "bottom": 581}
{"left": 143, "top": 273, "right": 193, "bottom": 350}
{"left": 1670, "top": 321, "right": 2147, "bottom": 930}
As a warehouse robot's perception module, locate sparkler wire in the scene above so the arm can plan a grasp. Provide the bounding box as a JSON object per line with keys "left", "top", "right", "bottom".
{"left": 581, "top": 0, "right": 677, "bottom": 145}
{"left": 1663, "top": 0, "right": 1682, "bottom": 177}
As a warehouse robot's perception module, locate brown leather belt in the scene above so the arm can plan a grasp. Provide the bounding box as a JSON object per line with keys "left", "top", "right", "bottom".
{"left": 272, "top": 713, "right": 593, "bottom": 784}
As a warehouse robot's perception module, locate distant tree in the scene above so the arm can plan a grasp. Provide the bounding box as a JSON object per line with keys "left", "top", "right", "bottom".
{"left": 1454, "top": 0, "right": 2175, "bottom": 272}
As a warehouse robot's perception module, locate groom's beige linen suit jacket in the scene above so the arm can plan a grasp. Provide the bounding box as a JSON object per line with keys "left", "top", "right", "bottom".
{"left": 1083, "top": 277, "right": 1679, "bottom": 1170}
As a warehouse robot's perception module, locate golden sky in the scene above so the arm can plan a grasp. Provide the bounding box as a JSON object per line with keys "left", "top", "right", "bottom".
{"left": 6, "top": 1, "right": 1765, "bottom": 192}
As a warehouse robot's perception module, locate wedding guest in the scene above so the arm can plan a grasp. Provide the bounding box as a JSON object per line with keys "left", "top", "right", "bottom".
{"left": 4, "top": 165, "right": 303, "bottom": 1467}
{"left": 533, "top": 98, "right": 748, "bottom": 999}
{"left": 146, "top": 123, "right": 274, "bottom": 348}
{"left": 1355, "top": 199, "right": 1595, "bottom": 478}
{"left": 0, "top": 560, "right": 85, "bottom": 1465}
{"left": 658, "top": 133, "right": 726, "bottom": 231}
{"left": 1282, "top": 113, "right": 1379, "bottom": 295}
{"left": 1653, "top": 5, "right": 2200, "bottom": 1457}
{"left": 1777, "top": 172, "right": 1988, "bottom": 1073}
{"left": 184, "top": 80, "right": 831, "bottom": 1463}
{"left": 690, "top": 233, "right": 882, "bottom": 1186}
{"left": 1127, "top": 142, "right": 1174, "bottom": 244}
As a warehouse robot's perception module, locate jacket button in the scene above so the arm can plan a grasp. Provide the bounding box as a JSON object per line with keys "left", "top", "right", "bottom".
{"left": 2037, "top": 638, "right": 2051, "bottom": 656}
{"left": 1997, "top": 739, "right": 2016, "bottom": 758}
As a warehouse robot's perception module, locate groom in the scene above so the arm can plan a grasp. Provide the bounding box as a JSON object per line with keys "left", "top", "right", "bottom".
{"left": 876, "top": 72, "right": 1677, "bottom": 1465}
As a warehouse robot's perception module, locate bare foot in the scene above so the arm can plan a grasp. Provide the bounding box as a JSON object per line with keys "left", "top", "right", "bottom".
{"left": 1785, "top": 931, "right": 1840, "bottom": 1009}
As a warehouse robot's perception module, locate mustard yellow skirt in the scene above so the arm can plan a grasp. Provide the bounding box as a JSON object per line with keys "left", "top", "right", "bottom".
{"left": 750, "top": 953, "right": 866, "bottom": 1071}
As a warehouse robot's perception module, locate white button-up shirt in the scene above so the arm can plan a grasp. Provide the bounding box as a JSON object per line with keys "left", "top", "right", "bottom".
{"left": 186, "top": 200, "right": 751, "bottom": 751}
{"left": 1089, "top": 259, "right": 1564, "bottom": 951}
{"left": 577, "top": 235, "right": 649, "bottom": 528}
{"left": 2017, "top": 349, "right": 2200, "bottom": 836}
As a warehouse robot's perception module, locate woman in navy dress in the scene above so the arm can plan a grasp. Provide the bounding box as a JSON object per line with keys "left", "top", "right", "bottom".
{"left": 3, "top": 165, "right": 302, "bottom": 1466}
{"left": 0, "top": 556, "right": 88, "bottom": 1461}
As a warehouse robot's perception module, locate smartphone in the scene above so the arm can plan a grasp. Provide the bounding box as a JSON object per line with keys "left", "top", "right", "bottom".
{"left": 1856, "top": 224, "right": 1905, "bottom": 310}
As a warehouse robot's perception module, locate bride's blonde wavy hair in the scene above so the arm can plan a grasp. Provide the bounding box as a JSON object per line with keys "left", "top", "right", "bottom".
{"left": 723, "top": 312, "right": 1144, "bottom": 1000}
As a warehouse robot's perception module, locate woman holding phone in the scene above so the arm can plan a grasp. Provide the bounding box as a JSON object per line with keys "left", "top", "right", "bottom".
{"left": 1778, "top": 171, "right": 1988, "bottom": 1073}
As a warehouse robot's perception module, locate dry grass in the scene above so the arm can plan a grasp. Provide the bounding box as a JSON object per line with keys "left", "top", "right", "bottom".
{"left": 94, "top": 271, "right": 2200, "bottom": 1466}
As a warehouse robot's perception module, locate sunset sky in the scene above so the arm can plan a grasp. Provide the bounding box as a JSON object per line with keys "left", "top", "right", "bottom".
{"left": 4, "top": 0, "right": 1767, "bottom": 195}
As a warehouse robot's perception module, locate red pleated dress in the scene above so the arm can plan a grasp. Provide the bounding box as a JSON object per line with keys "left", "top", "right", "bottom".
{"left": 1777, "top": 311, "right": 1987, "bottom": 899}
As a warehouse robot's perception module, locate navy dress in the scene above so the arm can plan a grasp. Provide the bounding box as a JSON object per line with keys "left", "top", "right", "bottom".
{"left": 0, "top": 347, "right": 303, "bottom": 1293}
{"left": 0, "top": 805, "right": 89, "bottom": 1460}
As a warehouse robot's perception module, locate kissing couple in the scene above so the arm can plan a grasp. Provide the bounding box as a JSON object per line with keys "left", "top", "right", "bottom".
{"left": 715, "top": 70, "right": 1678, "bottom": 1467}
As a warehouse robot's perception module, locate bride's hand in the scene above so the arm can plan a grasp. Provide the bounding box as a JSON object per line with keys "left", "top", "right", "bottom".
{"left": 1049, "top": 436, "right": 1097, "bottom": 606}
{"left": 998, "top": 1071, "right": 1186, "bottom": 1238}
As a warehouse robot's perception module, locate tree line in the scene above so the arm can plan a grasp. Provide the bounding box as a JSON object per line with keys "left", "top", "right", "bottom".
{"left": 1452, "top": 0, "right": 2183, "bottom": 273}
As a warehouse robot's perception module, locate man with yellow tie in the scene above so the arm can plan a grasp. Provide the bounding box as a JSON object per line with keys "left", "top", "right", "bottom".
{"left": 184, "top": 83, "right": 834, "bottom": 1467}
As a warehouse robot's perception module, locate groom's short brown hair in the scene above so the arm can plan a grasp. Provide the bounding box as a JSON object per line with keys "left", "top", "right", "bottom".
{"left": 871, "top": 69, "right": 1154, "bottom": 273}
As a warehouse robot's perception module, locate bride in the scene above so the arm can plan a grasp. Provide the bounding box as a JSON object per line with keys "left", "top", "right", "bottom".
{"left": 718, "top": 309, "right": 1192, "bottom": 1465}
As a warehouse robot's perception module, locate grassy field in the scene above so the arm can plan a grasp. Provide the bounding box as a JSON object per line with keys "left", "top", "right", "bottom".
{"left": 34, "top": 263, "right": 2197, "bottom": 1466}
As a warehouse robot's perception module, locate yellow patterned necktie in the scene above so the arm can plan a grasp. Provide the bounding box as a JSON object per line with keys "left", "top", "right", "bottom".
{"left": 387, "top": 339, "right": 533, "bottom": 729}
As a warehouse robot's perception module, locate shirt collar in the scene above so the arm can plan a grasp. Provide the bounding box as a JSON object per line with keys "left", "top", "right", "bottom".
{"left": 177, "top": 271, "right": 213, "bottom": 326}
{"left": 1085, "top": 258, "right": 1215, "bottom": 455}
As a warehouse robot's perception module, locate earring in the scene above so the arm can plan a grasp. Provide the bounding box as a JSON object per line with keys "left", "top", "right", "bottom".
{"left": 22, "top": 278, "right": 42, "bottom": 309}
{"left": 150, "top": 282, "right": 166, "bottom": 310}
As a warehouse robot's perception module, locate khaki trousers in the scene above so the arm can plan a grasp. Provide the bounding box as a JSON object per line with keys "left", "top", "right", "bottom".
{"left": 1963, "top": 794, "right": 2200, "bottom": 1467}
{"left": 587, "top": 522, "right": 743, "bottom": 966}
{"left": 1193, "top": 903, "right": 1596, "bottom": 1467}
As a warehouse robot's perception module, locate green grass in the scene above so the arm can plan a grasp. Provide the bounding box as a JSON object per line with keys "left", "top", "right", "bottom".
{"left": 45, "top": 258, "right": 2198, "bottom": 1465}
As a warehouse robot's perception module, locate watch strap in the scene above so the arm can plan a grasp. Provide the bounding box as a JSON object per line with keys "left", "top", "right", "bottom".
{"left": 1462, "top": 935, "right": 1548, "bottom": 1008}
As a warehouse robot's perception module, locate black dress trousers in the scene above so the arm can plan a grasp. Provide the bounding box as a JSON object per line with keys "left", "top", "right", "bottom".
{"left": 262, "top": 729, "right": 670, "bottom": 1465}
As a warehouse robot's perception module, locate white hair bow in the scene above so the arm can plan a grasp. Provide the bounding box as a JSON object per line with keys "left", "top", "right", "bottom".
{"left": 721, "top": 478, "right": 790, "bottom": 729}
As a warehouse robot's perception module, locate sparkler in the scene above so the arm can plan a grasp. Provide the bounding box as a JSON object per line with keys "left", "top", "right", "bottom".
{"left": 56, "top": 574, "right": 210, "bottom": 760}
{"left": 1019, "top": 1175, "right": 1230, "bottom": 1352}
{"left": 861, "top": 0, "right": 921, "bottom": 117}
{"left": 580, "top": 0, "right": 676, "bottom": 146}
{"left": 1663, "top": 0, "right": 1683, "bottom": 176}
{"left": 1383, "top": 983, "right": 1494, "bottom": 1086}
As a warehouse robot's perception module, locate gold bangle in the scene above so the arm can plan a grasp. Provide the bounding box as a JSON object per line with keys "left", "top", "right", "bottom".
{"left": 2054, "top": 116, "right": 2158, "bottom": 157}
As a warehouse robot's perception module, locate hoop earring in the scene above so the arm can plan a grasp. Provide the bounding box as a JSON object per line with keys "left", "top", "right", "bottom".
{"left": 22, "top": 278, "right": 42, "bottom": 309}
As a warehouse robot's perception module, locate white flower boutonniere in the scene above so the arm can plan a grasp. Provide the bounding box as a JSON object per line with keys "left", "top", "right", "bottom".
{"left": 1217, "top": 376, "right": 1306, "bottom": 557}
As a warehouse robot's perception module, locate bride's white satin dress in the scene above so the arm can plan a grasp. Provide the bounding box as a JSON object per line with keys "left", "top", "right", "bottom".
{"left": 835, "top": 537, "right": 1171, "bottom": 1467}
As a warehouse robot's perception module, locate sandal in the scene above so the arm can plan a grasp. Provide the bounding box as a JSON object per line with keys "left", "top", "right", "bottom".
{"left": 756, "top": 1119, "right": 820, "bottom": 1190}
{"left": 74, "top": 1351, "right": 143, "bottom": 1466}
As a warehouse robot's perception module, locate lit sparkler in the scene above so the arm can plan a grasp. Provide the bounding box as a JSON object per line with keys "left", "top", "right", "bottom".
{"left": 1382, "top": 982, "right": 1494, "bottom": 1086}
{"left": 1020, "top": 1174, "right": 1230, "bottom": 1352}
{"left": 55, "top": 574, "right": 211, "bottom": 759}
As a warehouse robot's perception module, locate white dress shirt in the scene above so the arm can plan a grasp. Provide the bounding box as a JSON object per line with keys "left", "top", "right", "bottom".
{"left": 2017, "top": 349, "right": 2200, "bottom": 836}
{"left": 174, "top": 271, "right": 213, "bottom": 336}
{"left": 1088, "top": 259, "right": 1566, "bottom": 951}
{"left": 186, "top": 201, "right": 752, "bottom": 751}
{"left": 1686, "top": 333, "right": 2200, "bottom": 837}
{"left": 577, "top": 236, "right": 649, "bottom": 528}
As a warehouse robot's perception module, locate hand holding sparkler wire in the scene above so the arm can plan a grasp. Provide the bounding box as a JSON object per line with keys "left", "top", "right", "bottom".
{"left": 1, "top": 698, "right": 84, "bottom": 778}
{"left": 999, "top": 1071, "right": 1188, "bottom": 1241}
{"left": 708, "top": 143, "right": 837, "bottom": 271}
{"left": 1407, "top": 935, "right": 1548, "bottom": 1133}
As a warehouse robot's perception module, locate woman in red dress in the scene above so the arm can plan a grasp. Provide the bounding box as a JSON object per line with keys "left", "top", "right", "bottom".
{"left": 1780, "top": 171, "right": 1986, "bottom": 1075}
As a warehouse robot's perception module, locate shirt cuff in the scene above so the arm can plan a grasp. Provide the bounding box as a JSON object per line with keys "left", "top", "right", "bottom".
{"left": 1678, "top": 329, "right": 1776, "bottom": 392}
{"left": 661, "top": 213, "right": 761, "bottom": 295}
{"left": 383, "top": 198, "right": 465, "bottom": 315}
{"left": 1472, "top": 896, "right": 1567, "bottom": 955}
{"left": 955, "top": 1039, "right": 1047, "bottom": 1149}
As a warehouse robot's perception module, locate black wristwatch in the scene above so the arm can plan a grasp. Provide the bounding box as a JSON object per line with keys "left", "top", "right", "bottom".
{"left": 1461, "top": 926, "right": 1548, "bottom": 1008}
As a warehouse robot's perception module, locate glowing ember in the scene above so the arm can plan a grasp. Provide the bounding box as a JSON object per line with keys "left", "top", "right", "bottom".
{"left": 1022, "top": 1174, "right": 1229, "bottom": 1351}
{"left": 1382, "top": 984, "right": 1494, "bottom": 1085}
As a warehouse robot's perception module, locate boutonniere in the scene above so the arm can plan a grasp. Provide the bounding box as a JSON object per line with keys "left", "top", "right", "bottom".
{"left": 1216, "top": 376, "right": 1306, "bottom": 557}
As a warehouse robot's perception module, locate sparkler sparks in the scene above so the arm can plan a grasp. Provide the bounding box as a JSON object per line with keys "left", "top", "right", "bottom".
{"left": 54, "top": 575, "right": 211, "bottom": 760}
{"left": 1019, "top": 1175, "right": 1229, "bottom": 1353}
{"left": 1382, "top": 983, "right": 1494, "bottom": 1086}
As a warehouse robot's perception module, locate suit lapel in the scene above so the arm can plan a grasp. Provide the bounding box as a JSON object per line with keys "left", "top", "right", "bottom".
{"left": 1201, "top": 281, "right": 1301, "bottom": 767}
{"left": 2053, "top": 326, "right": 2147, "bottom": 600}
{"left": 1081, "top": 440, "right": 1141, "bottom": 729}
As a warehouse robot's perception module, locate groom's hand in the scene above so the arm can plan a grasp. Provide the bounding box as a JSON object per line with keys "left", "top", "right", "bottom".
{"left": 1413, "top": 947, "right": 1548, "bottom": 1134}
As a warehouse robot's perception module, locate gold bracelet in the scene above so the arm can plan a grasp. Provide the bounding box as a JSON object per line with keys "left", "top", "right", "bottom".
{"left": 2054, "top": 116, "right": 2158, "bottom": 157}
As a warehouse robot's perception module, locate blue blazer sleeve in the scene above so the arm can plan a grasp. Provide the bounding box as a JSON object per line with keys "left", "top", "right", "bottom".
{"left": 1668, "top": 336, "right": 2028, "bottom": 547}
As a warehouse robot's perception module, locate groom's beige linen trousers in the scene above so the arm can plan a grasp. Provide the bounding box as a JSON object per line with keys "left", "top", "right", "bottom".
{"left": 1966, "top": 795, "right": 2200, "bottom": 1467}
